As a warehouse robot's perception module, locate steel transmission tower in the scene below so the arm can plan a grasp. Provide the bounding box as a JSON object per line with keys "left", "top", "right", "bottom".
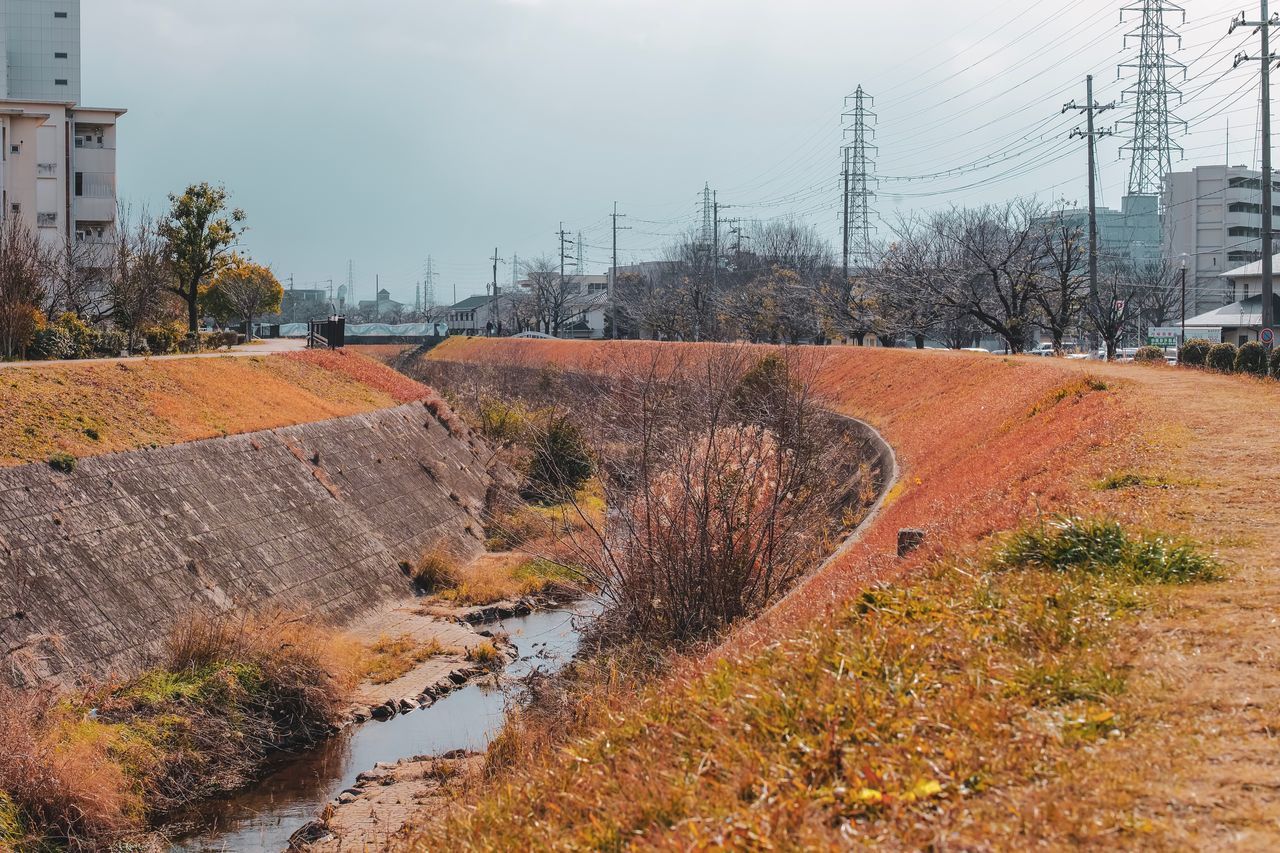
{"left": 1119, "top": 0, "right": 1186, "bottom": 197}
{"left": 841, "top": 86, "right": 878, "bottom": 276}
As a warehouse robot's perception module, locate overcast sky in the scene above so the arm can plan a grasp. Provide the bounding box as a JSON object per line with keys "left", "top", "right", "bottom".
{"left": 84, "top": 0, "right": 1260, "bottom": 305}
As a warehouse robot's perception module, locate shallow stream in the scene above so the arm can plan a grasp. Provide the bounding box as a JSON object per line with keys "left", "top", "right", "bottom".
{"left": 170, "top": 604, "right": 595, "bottom": 852}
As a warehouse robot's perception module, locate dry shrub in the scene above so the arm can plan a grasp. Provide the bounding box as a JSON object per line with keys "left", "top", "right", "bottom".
{"left": 0, "top": 687, "right": 141, "bottom": 847}
{"left": 554, "top": 347, "right": 862, "bottom": 646}
{"left": 413, "top": 548, "right": 461, "bottom": 591}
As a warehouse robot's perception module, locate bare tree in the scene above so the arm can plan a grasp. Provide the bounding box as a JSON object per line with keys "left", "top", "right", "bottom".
{"left": 0, "top": 217, "right": 50, "bottom": 358}
{"left": 1035, "top": 212, "right": 1088, "bottom": 354}
{"left": 108, "top": 206, "right": 173, "bottom": 354}
{"left": 1132, "top": 258, "right": 1179, "bottom": 329}
{"left": 939, "top": 201, "right": 1048, "bottom": 354}
{"left": 1086, "top": 264, "right": 1143, "bottom": 359}
{"left": 522, "top": 257, "right": 579, "bottom": 336}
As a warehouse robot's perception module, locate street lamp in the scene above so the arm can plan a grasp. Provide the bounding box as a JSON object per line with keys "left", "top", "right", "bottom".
{"left": 1180, "top": 254, "right": 1188, "bottom": 346}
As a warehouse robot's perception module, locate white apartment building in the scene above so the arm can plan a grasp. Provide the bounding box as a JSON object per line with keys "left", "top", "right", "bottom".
{"left": 0, "top": 0, "right": 123, "bottom": 273}
{"left": 1162, "top": 165, "right": 1275, "bottom": 316}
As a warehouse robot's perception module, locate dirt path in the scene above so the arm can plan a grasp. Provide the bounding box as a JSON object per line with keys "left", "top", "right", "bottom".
{"left": 983, "top": 362, "right": 1280, "bottom": 847}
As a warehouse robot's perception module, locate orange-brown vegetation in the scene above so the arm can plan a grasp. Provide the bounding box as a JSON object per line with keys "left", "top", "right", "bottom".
{"left": 282, "top": 348, "right": 430, "bottom": 404}
{"left": 0, "top": 611, "right": 364, "bottom": 848}
{"left": 0, "top": 351, "right": 426, "bottom": 466}
{"left": 408, "top": 337, "right": 1280, "bottom": 848}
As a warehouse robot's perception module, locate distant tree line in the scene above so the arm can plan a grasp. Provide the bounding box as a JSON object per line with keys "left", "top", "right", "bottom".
{"left": 586, "top": 198, "right": 1178, "bottom": 357}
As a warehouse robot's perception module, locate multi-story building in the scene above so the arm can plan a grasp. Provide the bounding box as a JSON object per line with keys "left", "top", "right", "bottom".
{"left": 2, "top": 0, "right": 81, "bottom": 103}
{"left": 1162, "top": 165, "right": 1276, "bottom": 316}
{"left": 1044, "top": 195, "right": 1162, "bottom": 269}
{"left": 0, "top": 0, "right": 123, "bottom": 278}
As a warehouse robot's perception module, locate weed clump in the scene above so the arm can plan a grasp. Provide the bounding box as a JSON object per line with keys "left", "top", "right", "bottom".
{"left": 46, "top": 452, "right": 75, "bottom": 473}
{"left": 413, "top": 548, "right": 460, "bottom": 592}
{"left": 997, "top": 516, "right": 1218, "bottom": 584}
{"left": 466, "top": 640, "right": 503, "bottom": 669}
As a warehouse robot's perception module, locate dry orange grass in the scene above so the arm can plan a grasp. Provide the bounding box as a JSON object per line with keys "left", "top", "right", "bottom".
{"left": 416, "top": 338, "right": 1280, "bottom": 848}
{"left": 0, "top": 351, "right": 425, "bottom": 467}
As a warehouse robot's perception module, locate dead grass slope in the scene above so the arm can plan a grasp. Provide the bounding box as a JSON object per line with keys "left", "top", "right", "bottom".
{"left": 414, "top": 338, "right": 1280, "bottom": 848}
{"left": 0, "top": 350, "right": 430, "bottom": 467}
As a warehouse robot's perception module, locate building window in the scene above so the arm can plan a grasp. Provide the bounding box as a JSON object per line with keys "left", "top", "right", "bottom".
{"left": 54, "top": 11, "right": 67, "bottom": 17}
{"left": 74, "top": 172, "right": 83, "bottom": 196}
{"left": 37, "top": 212, "right": 57, "bottom": 228}
{"left": 54, "top": 52, "right": 67, "bottom": 59}
{"left": 1229, "top": 226, "right": 1262, "bottom": 238}
{"left": 54, "top": 79, "right": 67, "bottom": 86}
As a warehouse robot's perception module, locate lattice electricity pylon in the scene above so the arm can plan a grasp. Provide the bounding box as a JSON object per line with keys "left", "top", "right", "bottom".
{"left": 841, "top": 85, "right": 878, "bottom": 272}
{"left": 1118, "top": 0, "right": 1187, "bottom": 197}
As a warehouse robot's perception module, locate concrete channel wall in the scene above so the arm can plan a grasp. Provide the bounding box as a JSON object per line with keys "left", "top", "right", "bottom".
{"left": 0, "top": 403, "right": 498, "bottom": 686}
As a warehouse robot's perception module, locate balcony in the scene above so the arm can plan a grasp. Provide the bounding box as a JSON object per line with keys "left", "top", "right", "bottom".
{"left": 74, "top": 196, "right": 116, "bottom": 222}
{"left": 73, "top": 146, "right": 114, "bottom": 174}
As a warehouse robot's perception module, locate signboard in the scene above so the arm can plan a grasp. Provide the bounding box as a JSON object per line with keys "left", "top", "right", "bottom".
{"left": 1148, "top": 326, "right": 1223, "bottom": 344}
{"left": 1262, "top": 328, "right": 1275, "bottom": 346}
{"left": 1148, "top": 334, "right": 1178, "bottom": 347}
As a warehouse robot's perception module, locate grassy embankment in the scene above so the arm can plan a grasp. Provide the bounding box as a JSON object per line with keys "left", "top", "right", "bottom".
{"left": 0, "top": 612, "right": 367, "bottom": 849}
{"left": 0, "top": 349, "right": 428, "bottom": 467}
{"left": 397, "top": 338, "right": 1279, "bottom": 848}
{"left": 0, "top": 349, "right": 449, "bottom": 847}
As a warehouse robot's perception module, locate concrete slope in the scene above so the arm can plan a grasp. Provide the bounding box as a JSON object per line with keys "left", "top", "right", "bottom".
{"left": 0, "top": 402, "right": 499, "bottom": 685}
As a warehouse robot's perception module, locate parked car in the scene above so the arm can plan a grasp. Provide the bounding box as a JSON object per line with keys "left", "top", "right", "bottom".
{"left": 1028, "top": 342, "right": 1056, "bottom": 356}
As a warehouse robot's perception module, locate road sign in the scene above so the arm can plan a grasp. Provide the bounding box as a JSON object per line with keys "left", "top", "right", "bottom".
{"left": 1262, "top": 328, "right": 1275, "bottom": 346}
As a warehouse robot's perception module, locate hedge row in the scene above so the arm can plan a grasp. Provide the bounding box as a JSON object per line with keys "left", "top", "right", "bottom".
{"left": 1178, "top": 338, "right": 1280, "bottom": 377}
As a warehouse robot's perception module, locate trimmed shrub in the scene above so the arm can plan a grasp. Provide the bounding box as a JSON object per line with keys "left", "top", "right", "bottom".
{"left": 1271, "top": 347, "right": 1280, "bottom": 379}
{"left": 1133, "top": 345, "right": 1165, "bottom": 364}
{"left": 92, "top": 329, "right": 127, "bottom": 358}
{"left": 144, "top": 324, "right": 182, "bottom": 355}
{"left": 28, "top": 325, "right": 72, "bottom": 360}
{"left": 1207, "top": 342, "right": 1238, "bottom": 373}
{"left": 525, "top": 416, "right": 593, "bottom": 502}
{"left": 1236, "top": 341, "right": 1269, "bottom": 377}
{"left": 1178, "top": 337, "right": 1212, "bottom": 367}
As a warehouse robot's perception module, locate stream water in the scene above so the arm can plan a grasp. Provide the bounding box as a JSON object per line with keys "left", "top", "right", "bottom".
{"left": 170, "top": 603, "right": 597, "bottom": 852}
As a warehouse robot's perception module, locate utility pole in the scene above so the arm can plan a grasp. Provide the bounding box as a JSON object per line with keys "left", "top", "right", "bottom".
{"left": 1180, "top": 254, "right": 1188, "bottom": 343}
{"left": 610, "top": 202, "right": 630, "bottom": 339}
{"left": 491, "top": 247, "right": 500, "bottom": 296}
{"left": 1232, "top": 4, "right": 1278, "bottom": 336}
{"left": 712, "top": 190, "right": 720, "bottom": 293}
{"left": 841, "top": 146, "right": 852, "bottom": 281}
{"left": 1064, "top": 75, "right": 1117, "bottom": 311}
{"left": 558, "top": 223, "right": 574, "bottom": 291}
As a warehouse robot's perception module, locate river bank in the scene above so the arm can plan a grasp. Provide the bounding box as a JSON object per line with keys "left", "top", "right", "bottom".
{"left": 170, "top": 602, "right": 596, "bottom": 851}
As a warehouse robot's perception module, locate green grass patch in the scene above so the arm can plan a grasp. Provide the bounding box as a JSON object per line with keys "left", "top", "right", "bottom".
{"left": 996, "top": 516, "right": 1219, "bottom": 584}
